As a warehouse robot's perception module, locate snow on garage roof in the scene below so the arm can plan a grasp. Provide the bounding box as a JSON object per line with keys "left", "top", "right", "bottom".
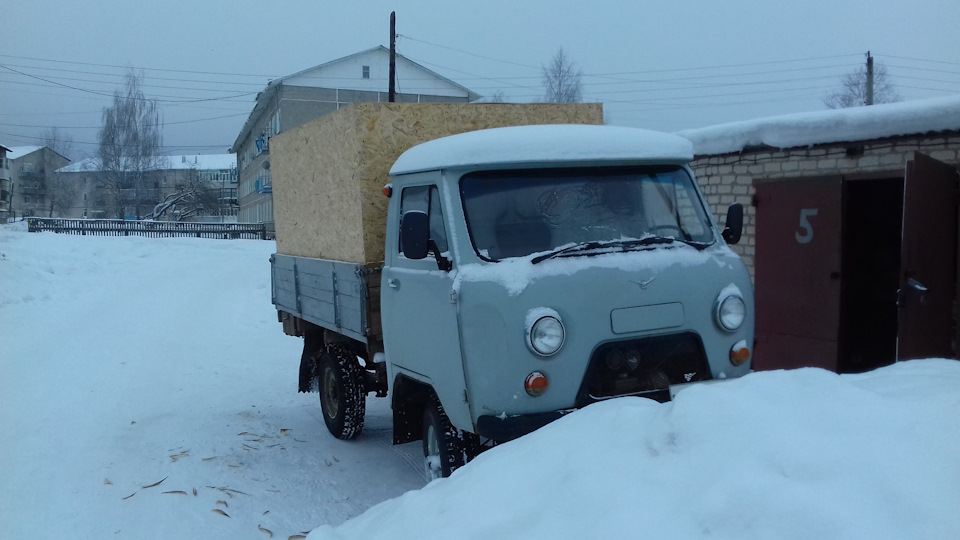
{"left": 677, "top": 96, "right": 960, "bottom": 156}
{"left": 391, "top": 124, "right": 694, "bottom": 175}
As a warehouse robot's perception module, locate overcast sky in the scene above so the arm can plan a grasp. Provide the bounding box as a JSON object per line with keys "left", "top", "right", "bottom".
{"left": 2, "top": 0, "right": 958, "bottom": 160}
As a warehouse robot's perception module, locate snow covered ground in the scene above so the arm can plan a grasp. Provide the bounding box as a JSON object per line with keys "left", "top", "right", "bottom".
{"left": 2, "top": 223, "right": 959, "bottom": 540}
{"left": 0, "top": 223, "right": 425, "bottom": 539}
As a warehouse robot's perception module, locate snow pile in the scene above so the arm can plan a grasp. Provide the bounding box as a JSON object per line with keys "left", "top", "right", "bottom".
{"left": 678, "top": 95, "right": 960, "bottom": 156}
{"left": 311, "top": 361, "right": 960, "bottom": 540}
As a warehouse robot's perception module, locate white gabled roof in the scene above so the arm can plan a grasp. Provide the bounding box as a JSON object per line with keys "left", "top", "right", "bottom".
{"left": 57, "top": 154, "right": 236, "bottom": 174}
{"left": 6, "top": 146, "right": 44, "bottom": 160}
{"left": 391, "top": 125, "right": 694, "bottom": 175}
{"left": 273, "top": 46, "right": 480, "bottom": 101}
{"left": 678, "top": 96, "right": 960, "bottom": 156}
{"left": 57, "top": 158, "right": 100, "bottom": 173}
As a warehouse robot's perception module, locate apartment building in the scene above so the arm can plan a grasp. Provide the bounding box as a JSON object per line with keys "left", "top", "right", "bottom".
{"left": 230, "top": 46, "right": 480, "bottom": 234}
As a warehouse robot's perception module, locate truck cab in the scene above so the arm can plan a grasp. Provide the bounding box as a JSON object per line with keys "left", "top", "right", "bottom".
{"left": 380, "top": 125, "right": 753, "bottom": 478}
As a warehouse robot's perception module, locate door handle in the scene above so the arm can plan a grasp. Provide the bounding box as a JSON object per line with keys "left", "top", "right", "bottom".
{"left": 907, "top": 277, "right": 928, "bottom": 306}
{"left": 387, "top": 278, "right": 400, "bottom": 289}
{"left": 907, "top": 278, "right": 927, "bottom": 292}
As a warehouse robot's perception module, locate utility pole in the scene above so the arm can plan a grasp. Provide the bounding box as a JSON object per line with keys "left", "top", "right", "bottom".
{"left": 865, "top": 51, "right": 874, "bottom": 106}
{"left": 389, "top": 11, "right": 397, "bottom": 103}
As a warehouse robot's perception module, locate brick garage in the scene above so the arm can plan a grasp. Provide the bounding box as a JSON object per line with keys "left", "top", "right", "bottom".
{"left": 680, "top": 97, "right": 960, "bottom": 373}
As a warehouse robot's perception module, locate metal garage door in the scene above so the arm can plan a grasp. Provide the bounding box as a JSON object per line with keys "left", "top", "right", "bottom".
{"left": 754, "top": 176, "right": 842, "bottom": 371}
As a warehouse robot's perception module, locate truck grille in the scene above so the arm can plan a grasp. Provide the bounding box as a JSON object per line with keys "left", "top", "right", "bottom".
{"left": 576, "top": 332, "right": 710, "bottom": 405}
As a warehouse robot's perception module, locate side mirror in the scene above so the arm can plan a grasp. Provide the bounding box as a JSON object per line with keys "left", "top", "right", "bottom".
{"left": 400, "top": 210, "right": 429, "bottom": 260}
{"left": 722, "top": 203, "right": 743, "bottom": 245}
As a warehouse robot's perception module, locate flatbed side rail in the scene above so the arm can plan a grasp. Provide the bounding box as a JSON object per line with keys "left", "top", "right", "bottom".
{"left": 271, "top": 253, "right": 382, "bottom": 343}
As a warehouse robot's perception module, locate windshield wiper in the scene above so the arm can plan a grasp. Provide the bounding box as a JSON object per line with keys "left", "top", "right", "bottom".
{"left": 531, "top": 241, "right": 606, "bottom": 264}
{"left": 531, "top": 237, "right": 682, "bottom": 265}
{"left": 627, "top": 236, "right": 712, "bottom": 251}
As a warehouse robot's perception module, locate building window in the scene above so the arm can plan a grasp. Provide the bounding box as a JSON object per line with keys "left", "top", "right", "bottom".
{"left": 362, "top": 65, "right": 370, "bottom": 79}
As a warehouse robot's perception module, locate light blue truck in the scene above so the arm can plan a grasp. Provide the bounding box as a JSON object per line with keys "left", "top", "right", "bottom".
{"left": 271, "top": 124, "right": 753, "bottom": 479}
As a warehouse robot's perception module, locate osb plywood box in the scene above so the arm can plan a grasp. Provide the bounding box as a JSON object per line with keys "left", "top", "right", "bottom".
{"left": 271, "top": 102, "right": 603, "bottom": 263}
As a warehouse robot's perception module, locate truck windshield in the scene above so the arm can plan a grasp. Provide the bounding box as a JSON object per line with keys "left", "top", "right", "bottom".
{"left": 460, "top": 166, "right": 715, "bottom": 261}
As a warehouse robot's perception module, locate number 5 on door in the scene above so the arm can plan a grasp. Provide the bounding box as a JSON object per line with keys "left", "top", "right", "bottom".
{"left": 796, "top": 209, "right": 818, "bottom": 244}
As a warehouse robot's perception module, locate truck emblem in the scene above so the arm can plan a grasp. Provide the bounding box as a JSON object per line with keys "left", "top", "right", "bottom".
{"left": 631, "top": 277, "right": 656, "bottom": 290}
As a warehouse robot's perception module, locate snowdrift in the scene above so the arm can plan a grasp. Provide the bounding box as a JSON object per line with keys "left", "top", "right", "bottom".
{"left": 311, "top": 360, "right": 960, "bottom": 540}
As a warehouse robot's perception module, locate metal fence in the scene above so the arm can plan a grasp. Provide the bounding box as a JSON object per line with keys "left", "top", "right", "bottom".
{"left": 27, "top": 218, "right": 268, "bottom": 240}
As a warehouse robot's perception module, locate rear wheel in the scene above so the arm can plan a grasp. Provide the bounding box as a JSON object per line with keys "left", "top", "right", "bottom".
{"left": 422, "top": 397, "right": 474, "bottom": 480}
{"left": 318, "top": 345, "right": 366, "bottom": 440}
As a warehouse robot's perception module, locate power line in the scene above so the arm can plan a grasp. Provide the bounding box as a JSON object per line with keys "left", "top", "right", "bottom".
{"left": 397, "top": 35, "right": 541, "bottom": 70}
{"left": 0, "top": 131, "right": 232, "bottom": 151}
{"left": 897, "top": 85, "right": 960, "bottom": 93}
{"left": 0, "top": 53, "right": 279, "bottom": 79}
{"left": 0, "top": 112, "right": 249, "bottom": 130}
{"left": 0, "top": 62, "right": 271, "bottom": 89}
{"left": 0, "top": 81, "right": 253, "bottom": 115}
{"left": 399, "top": 35, "right": 862, "bottom": 74}
{"left": 878, "top": 54, "right": 960, "bottom": 67}
{"left": 886, "top": 63, "right": 960, "bottom": 76}
{"left": 0, "top": 64, "right": 259, "bottom": 103}
{"left": 5, "top": 71, "right": 263, "bottom": 96}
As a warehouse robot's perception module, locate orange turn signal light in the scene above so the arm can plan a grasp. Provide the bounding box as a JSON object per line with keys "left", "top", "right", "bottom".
{"left": 524, "top": 371, "right": 549, "bottom": 397}
{"left": 382, "top": 185, "right": 393, "bottom": 198}
{"left": 730, "top": 341, "right": 751, "bottom": 366}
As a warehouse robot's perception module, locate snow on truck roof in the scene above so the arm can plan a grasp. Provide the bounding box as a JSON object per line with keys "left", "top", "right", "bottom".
{"left": 390, "top": 124, "right": 695, "bottom": 175}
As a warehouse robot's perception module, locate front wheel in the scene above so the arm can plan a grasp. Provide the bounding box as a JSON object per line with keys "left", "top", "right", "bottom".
{"left": 422, "top": 397, "right": 472, "bottom": 480}
{"left": 318, "top": 345, "right": 366, "bottom": 440}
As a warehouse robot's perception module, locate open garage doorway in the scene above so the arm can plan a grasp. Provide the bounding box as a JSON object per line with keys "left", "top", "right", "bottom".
{"left": 753, "top": 153, "right": 957, "bottom": 373}
{"left": 838, "top": 177, "right": 903, "bottom": 373}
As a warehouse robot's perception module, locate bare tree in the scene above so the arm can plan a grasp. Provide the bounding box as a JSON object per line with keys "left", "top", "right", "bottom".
{"left": 489, "top": 90, "right": 507, "bottom": 103}
{"left": 46, "top": 171, "right": 80, "bottom": 217}
{"left": 541, "top": 48, "right": 583, "bottom": 103}
{"left": 144, "top": 167, "right": 219, "bottom": 221}
{"left": 824, "top": 62, "right": 900, "bottom": 109}
{"left": 98, "top": 70, "right": 166, "bottom": 219}
{"left": 39, "top": 128, "right": 78, "bottom": 217}
{"left": 42, "top": 127, "right": 74, "bottom": 161}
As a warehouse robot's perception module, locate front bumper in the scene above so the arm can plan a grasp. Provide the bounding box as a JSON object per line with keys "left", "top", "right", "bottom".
{"left": 476, "top": 379, "right": 729, "bottom": 443}
{"left": 476, "top": 409, "right": 574, "bottom": 442}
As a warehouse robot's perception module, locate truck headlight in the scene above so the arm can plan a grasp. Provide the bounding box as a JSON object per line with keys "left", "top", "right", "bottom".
{"left": 715, "top": 294, "right": 746, "bottom": 332}
{"left": 526, "top": 309, "right": 565, "bottom": 356}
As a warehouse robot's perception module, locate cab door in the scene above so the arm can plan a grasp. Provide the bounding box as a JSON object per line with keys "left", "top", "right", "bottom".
{"left": 380, "top": 182, "right": 471, "bottom": 430}
{"left": 897, "top": 153, "right": 958, "bottom": 359}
